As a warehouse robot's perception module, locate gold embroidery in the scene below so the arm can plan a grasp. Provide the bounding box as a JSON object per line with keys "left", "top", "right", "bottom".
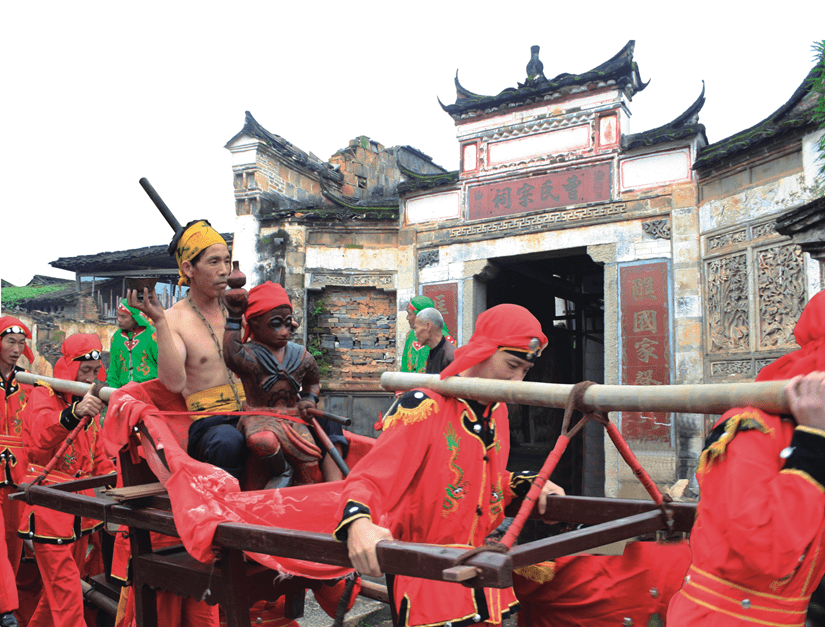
{"left": 780, "top": 469, "right": 825, "bottom": 494}
{"left": 514, "top": 562, "right": 556, "bottom": 584}
{"left": 383, "top": 398, "right": 438, "bottom": 430}
{"left": 697, "top": 411, "right": 772, "bottom": 475}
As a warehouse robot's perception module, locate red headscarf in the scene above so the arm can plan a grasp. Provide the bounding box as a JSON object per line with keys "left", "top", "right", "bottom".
{"left": 0, "top": 316, "right": 34, "bottom": 363}
{"left": 243, "top": 282, "right": 292, "bottom": 342}
{"left": 54, "top": 334, "right": 106, "bottom": 384}
{"left": 757, "top": 290, "right": 825, "bottom": 382}
{"left": 440, "top": 304, "right": 548, "bottom": 379}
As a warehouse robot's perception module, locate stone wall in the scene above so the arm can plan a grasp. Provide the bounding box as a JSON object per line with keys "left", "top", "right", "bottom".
{"left": 307, "top": 287, "right": 396, "bottom": 389}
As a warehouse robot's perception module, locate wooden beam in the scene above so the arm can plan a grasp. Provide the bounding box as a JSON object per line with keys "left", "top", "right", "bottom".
{"left": 509, "top": 511, "right": 666, "bottom": 568}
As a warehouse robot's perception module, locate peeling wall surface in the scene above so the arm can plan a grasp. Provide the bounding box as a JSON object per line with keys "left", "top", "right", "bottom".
{"left": 228, "top": 46, "right": 824, "bottom": 497}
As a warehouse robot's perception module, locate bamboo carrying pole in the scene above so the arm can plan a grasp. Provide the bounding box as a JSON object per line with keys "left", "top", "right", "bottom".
{"left": 379, "top": 372, "right": 792, "bottom": 415}
{"left": 16, "top": 372, "right": 115, "bottom": 402}
{"left": 14, "top": 372, "right": 353, "bottom": 425}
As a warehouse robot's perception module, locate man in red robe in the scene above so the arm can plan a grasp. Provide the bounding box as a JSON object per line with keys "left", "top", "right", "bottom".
{"left": 18, "top": 334, "right": 115, "bottom": 627}
{"left": 0, "top": 317, "right": 36, "bottom": 627}
{"left": 667, "top": 290, "right": 825, "bottom": 625}
{"left": 335, "top": 303, "right": 565, "bottom": 627}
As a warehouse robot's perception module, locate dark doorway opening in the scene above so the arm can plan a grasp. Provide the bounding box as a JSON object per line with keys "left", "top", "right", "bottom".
{"left": 485, "top": 248, "right": 605, "bottom": 497}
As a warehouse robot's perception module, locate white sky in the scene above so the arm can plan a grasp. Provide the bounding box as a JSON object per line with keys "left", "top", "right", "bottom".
{"left": 1, "top": 2, "right": 823, "bottom": 287}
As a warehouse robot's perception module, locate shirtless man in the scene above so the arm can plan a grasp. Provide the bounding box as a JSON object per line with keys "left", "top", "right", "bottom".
{"left": 128, "top": 219, "right": 247, "bottom": 478}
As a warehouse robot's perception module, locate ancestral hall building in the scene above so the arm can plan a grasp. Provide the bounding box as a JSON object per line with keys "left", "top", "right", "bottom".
{"left": 227, "top": 41, "right": 824, "bottom": 499}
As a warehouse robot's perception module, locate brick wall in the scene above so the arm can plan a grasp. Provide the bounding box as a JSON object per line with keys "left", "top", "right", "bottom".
{"left": 329, "top": 137, "right": 402, "bottom": 201}
{"left": 307, "top": 287, "right": 396, "bottom": 385}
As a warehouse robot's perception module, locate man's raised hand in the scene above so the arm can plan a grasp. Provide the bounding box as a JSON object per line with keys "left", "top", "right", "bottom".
{"left": 127, "top": 288, "right": 165, "bottom": 323}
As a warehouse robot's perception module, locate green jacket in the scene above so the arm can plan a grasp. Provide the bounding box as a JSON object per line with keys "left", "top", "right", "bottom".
{"left": 107, "top": 301, "right": 158, "bottom": 388}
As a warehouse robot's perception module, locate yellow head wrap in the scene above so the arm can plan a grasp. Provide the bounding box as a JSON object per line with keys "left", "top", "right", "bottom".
{"left": 175, "top": 220, "right": 227, "bottom": 286}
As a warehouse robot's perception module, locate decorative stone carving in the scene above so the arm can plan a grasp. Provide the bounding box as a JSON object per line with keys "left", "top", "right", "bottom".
{"left": 757, "top": 244, "right": 805, "bottom": 349}
{"left": 752, "top": 221, "right": 777, "bottom": 239}
{"left": 642, "top": 219, "right": 671, "bottom": 240}
{"left": 418, "top": 249, "right": 439, "bottom": 270}
{"left": 755, "top": 358, "right": 776, "bottom": 373}
{"left": 707, "top": 229, "right": 747, "bottom": 251}
{"left": 706, "top": 253, "right": 749, "bottom": 353}
{"left": 710, "top": 360, "right": 752, "bottom": 377}
{"left": 448, "top": 203, "right": 626, "bottom": 239}
{"left": 309, "top": 273, "right": 394, "bottom": 289}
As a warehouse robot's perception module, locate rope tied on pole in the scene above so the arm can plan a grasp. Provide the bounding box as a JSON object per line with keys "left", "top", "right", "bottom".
{"left": 500, "top": 381, "right": 600, "bottom": 549}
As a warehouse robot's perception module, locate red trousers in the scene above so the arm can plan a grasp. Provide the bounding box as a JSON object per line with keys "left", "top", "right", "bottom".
{"left": 0, "top": 486, "right": 24, "bottom": 614}
{"left": 28, "top": 539, "right": 88, "bottom": 627}
{"left": 115, "top": 586, "right": 218, "bottom": 627}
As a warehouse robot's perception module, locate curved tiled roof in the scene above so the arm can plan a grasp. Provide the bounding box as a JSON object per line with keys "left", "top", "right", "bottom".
{"left": 440, "top": 41, "right": 648, "bottom": 119}
{"left": 623, "top": 83, "right": 708, "bottom": 150}
{"left": 397, "top": 163, "right": 460, "bottom": 195}
{"left": 50, "top": 235, "right": 233, "bottom": 274}
{"left": 225, "top": 111, "right": 343, "bottom": 183}
{"left": 694, "top": 65, "right": 820, "bottom": 170}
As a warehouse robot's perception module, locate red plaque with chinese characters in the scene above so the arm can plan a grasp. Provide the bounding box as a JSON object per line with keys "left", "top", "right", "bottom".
{"left": 422, "top": 282, "right": 458, "bottom": 339}
{"left": 468, "top": 163, "right": 612, "bottom": 221}
{"left": 620, "top": 262, "right": 672, "bottom": 442}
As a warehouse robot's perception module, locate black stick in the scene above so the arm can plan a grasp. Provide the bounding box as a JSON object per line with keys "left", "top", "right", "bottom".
{"left": 139, "top": 177, "right": 184, "bottom": 254}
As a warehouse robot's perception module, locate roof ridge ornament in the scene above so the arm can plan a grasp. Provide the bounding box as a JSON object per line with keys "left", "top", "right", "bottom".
{"left": 525, "top": 45, "right": 546, "bottom": 84}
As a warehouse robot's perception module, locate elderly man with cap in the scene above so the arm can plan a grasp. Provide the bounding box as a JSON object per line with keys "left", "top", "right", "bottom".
{"left": 335, "top": 304, "right": 565, "bottom": 627}
{"left": 0, "top": 317, "right": 35, "bottom": 627}
{"left": 128, "top": 219, "right": 248, "bottom": 479}
{"left": 106, "top": 299, "right": 158, "bottom": 390}
{"left": 223, "top": 281, "right": 348, "bottom": 488}
{"left": 18, "top": 333, "right": 115, "bottom": 627}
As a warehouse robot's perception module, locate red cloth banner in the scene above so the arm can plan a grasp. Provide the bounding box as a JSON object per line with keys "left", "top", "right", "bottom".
{"left": 619, "top": 262, "right": 672, "bottom": 442}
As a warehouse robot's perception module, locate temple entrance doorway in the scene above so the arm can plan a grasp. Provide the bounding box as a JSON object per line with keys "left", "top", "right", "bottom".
{"left": 485, "top": 248, "right": 605, "bottom": 497}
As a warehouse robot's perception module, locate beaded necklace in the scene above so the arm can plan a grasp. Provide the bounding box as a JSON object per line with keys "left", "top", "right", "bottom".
{"left": 186, "top": 295, "right": 243, "bottom": 408}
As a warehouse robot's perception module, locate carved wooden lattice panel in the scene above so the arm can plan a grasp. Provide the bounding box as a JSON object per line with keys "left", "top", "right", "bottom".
{"left": 706, "top": 253, "right": 749, "bottom": 353}
{"left": 756, "top": 243, "right": 805, "bottom": 349}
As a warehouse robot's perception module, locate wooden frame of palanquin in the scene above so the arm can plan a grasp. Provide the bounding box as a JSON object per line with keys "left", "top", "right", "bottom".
{"left": 13, "top": 432, "right": 697, "bottom": 627}
{"left": 11, "top": 371, "right": 796, "bottom": 626}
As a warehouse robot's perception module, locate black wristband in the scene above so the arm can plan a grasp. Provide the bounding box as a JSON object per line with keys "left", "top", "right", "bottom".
{"left": 59, "top": 403, "right": 81, "bottom": 431}
{"left": 301, "top": 392, "right": 320, "bottom": 405}
{"left": 225, "top": 317, "right": 243, "bottom": 330}
{"left": 334, "top": 500, "right": 372, "bottom": 542}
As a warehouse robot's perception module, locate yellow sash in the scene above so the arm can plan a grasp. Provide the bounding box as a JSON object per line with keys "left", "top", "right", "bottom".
{"left": 185, "top": 383, "right": 246, "bottom": 420}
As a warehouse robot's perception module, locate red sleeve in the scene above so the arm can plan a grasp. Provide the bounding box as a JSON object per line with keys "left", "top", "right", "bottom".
{"left": 334, "top": 390, "right": 440, "bottom": 539}
{"left": 694, "top": 408, "right": 825, "bottom": 581}
{"left": 91, "top": 416, "right": 116, "bottom": 476}
{"left": 22, "top": 386, "right": 74, "bottom": 466}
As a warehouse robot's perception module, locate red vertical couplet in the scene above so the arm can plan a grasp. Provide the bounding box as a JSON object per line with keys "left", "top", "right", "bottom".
{"left": 422, "top": 283, "right": 459, "bottom": 338}
{"left": 619, "top": 262, "right": 672, "bottom": 442}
